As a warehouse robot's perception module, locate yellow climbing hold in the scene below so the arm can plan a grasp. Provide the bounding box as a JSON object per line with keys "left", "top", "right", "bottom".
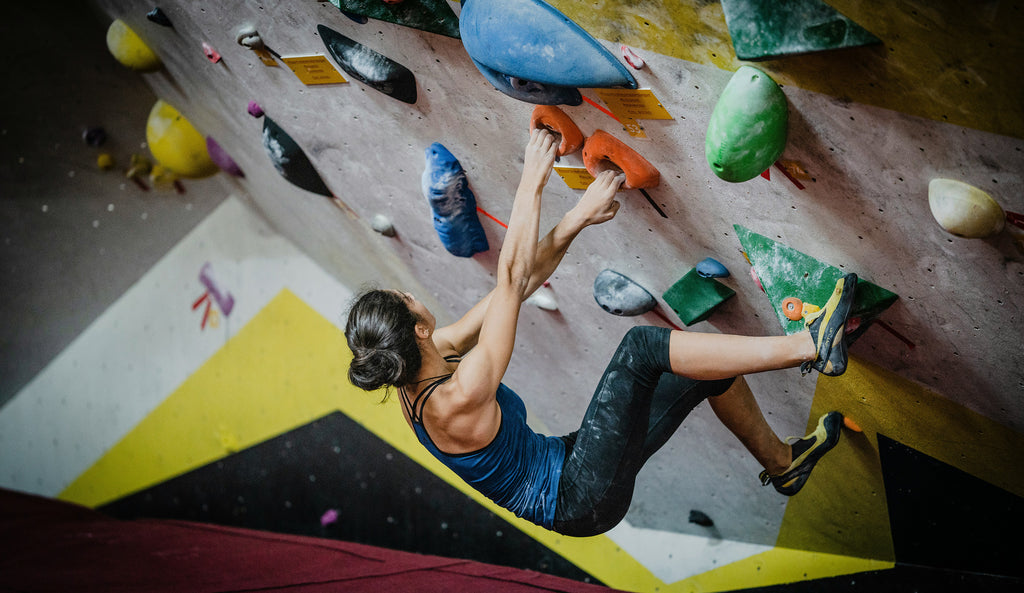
{"left": 145, "top": 100, "right": 218, "bottom": 179}
{"left": 928, "top": 178, "right": 1005, "bottom": 239}
{"left": 106, "top": 19, "right": 162, "bottom": 72}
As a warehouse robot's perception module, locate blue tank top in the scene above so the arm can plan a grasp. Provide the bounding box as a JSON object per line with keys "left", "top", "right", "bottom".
{"left": 402, "top": 375, "right": 565, "bottom": 529}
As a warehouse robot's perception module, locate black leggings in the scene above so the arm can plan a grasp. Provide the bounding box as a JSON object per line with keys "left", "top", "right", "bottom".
{"left": 552, "top": 326, "right": 734, "bottom": 537}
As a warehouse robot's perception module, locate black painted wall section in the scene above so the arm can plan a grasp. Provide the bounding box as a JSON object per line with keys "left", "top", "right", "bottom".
{"left": 877, "top": 433, "right": 1023, "bottom": 579}
{"left": 100, "top": 412, "right": 599, "bottom": 585}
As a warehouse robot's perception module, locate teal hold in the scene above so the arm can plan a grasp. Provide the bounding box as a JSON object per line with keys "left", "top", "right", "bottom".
{"left": 705, "top": 66, "right": 788, "bottom": 183}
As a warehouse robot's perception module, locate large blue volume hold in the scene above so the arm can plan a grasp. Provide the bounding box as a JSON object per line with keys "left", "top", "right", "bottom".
{"left": 459, "top": 0, "right": 637, "bottom": 89}
{"left": 422, "top": 143, "right": 490, "bottom": 257}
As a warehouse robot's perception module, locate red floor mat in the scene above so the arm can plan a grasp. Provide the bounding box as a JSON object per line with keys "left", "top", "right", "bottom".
{"left": 0, "top": 488, "right": 617, "bottom": 592}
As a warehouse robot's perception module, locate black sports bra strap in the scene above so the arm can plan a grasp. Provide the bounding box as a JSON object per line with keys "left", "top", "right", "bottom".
{"left": 408, "top": 374, "right": 452, "bottom": 424}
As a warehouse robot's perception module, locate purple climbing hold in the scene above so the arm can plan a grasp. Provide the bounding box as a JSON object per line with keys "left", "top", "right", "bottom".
{"left": 247, "top": 101, "right": 264, "bottom": 118}
{"left": 320, "top": 509, "right": 340, "bottom": 526}
{"left": 205, "top": 136, "right": 245, "bottom": 178}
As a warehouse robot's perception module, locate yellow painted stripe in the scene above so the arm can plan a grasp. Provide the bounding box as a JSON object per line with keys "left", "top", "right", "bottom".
{"left": 683, "top": 548, "right": 894, "bottom": 592}
{"left": 59, "top": 289, "right": 351, "bottom": 507}
{"left": 548, "top": 0, "right": 1023, "bottom": 139}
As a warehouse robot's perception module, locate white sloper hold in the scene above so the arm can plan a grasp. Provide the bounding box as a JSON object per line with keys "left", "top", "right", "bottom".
{"left": 928, "top": 178, "right": 1005, "bottom": 238}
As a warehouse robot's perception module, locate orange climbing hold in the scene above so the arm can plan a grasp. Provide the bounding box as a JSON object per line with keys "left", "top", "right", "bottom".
{"left": 582, "top": 129, "right": 660, "bottom": 190}
{"left": 530, "top": 105, "right": 584, "bottom": 156}
{"left": 782, "top": 296, "right": 803, "bottom": 320}
{"left": 843, "top": 416, "right": 863, "bottom": 432}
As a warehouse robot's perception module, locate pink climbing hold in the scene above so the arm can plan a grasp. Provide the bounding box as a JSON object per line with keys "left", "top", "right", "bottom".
{"left": 202, "top": 41, "right": 222, "bottom": 63}
{"left": 621, "top": 45, "right": 644, "bottom": 69}
{"left": 749, "top": 266, "right": 765, "bottom": 292}
{"left": 247, "top": 101, "right": 264, "bottom": 118}
{"left": 320, "top": 509, "right": 339, "bottom": 526}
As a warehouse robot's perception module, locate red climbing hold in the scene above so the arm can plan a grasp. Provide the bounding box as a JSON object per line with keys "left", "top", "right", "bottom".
{"left": 202, "top": 41, "right": 222, "bottom": 63}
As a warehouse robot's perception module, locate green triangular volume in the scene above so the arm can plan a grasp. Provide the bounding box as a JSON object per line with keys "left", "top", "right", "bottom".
{"left": 734, "top": 224, "right": 897, "bottom": 334}
{"left": 720, "top": 0, "right": 881, "bottom": 60}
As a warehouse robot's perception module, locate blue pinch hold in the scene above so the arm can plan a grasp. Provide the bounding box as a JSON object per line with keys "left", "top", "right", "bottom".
{"left": 696, "top": 257, "right": 730, "bottom": 279}
{"left": 459, "top": 0, "right": 637, "bottom": 91}
{"left": 421, "top": 143, "right": 490, "bottom": 257}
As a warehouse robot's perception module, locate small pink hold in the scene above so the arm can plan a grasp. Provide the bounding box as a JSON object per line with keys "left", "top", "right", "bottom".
{"left": 749, "top": 266, "right": 764, "bottom": 293}
{"left": 320, "top": 509, "right": 340, "bottom": 526}
{"left": 202, "top": 41, "right": 222, "bottom": 63}
{"left": 621, "top": 45, "right": 645, "bottom": 69}
{"left": 247, "top": 101, "right": 264, "bottom": 118}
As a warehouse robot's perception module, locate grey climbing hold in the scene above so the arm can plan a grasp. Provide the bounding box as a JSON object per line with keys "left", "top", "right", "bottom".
{"left": 370, "top": 213, "right": 396, "bottom": 237}
{"left": 593, "top": 269, "right": 656, "bottom": 316}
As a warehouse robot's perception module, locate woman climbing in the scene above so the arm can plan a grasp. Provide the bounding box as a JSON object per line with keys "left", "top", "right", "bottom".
{"left": 344, "top": 128, "right": 857, "bottom": 537}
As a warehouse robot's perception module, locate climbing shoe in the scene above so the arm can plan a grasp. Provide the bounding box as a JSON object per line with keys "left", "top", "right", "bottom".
{"left": 759, "top": 411, "right": 843, "bottom": 496}
{"left": 800, "top": 273, "right": 858, "bottom": 377}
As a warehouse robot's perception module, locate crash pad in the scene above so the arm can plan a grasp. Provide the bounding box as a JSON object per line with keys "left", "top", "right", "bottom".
{"left": 662, "top": 269, "right": 736, "bottom": 326}
{"left": 328, "top": 0, "right": 460, "bottom": 38}
{"left": 734, "top": 224, "right": 898, "bottom": 335}
{"left": 318, "top": 25, "right": 417, "bottom": 104}
{"left": 720, "top": 0, "right": 881, "bottom": 61}
{"left": 706, "top": 66, "right": 788, "bottom": 183}
{"left": 460, "top": 0, "right": 637, "bottom": 90}
{"left": 422, "top": 143, "right": 489, "bottom": 257}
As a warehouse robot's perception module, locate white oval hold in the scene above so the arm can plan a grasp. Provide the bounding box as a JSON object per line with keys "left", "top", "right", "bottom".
{"left": 928, "top": 178, "right": 1004, "bottom": 238}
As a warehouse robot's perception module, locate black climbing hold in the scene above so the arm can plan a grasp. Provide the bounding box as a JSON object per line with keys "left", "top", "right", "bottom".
{"left": 146, "top": 7, "right": 173, "bottom": 27}
{"left": 82, "top": 127, "right": 107, "bottom": 147}
{"left": 689, "top": 509, "right": 714, "bottom": 527}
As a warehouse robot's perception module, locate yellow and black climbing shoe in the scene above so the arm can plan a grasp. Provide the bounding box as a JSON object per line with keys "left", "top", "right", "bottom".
{"left": 800, "top": 273, "right": 858, "bottom": 377}
{"left": 759, "top": 411, "right": 843, "bottom": 496}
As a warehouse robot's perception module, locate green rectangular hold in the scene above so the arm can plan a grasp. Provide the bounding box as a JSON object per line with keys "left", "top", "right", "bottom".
{"left": 662, "top": 268, "right": 736, "bottom": 326}
{"left": 734, "top": 224, "right": 898, "bottom": 335}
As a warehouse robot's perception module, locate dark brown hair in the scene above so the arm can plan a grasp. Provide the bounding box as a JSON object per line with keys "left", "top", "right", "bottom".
{"left": 344, "top": 289, "right": 422, "bottom": 392}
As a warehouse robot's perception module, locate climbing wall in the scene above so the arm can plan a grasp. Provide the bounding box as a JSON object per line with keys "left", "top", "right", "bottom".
{"left": 2, "top": 1, "right": 1022, "bottom": 592}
